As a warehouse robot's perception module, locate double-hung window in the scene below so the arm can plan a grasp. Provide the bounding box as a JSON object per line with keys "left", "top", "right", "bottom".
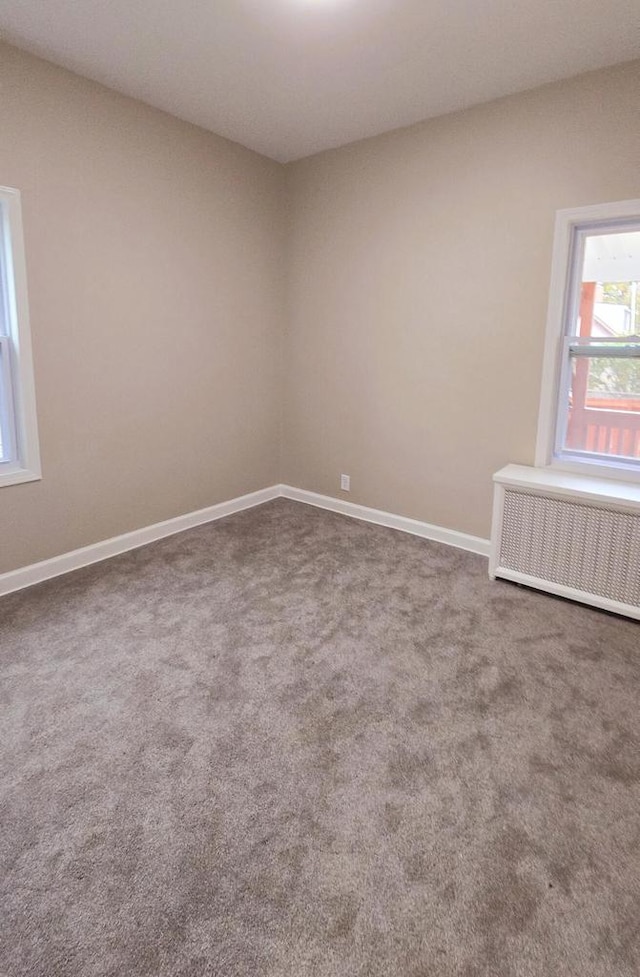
{"left": 0, "top": 186, "right": 40, "bottom": 487}
{"left": 537, "top": 199, "right": 640, "bottom": 482}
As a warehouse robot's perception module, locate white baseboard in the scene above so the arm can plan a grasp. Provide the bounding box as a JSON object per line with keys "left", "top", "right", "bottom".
{"left": 0, "top": 485, "right": 280, "bottom": 597}
{"left": 280, "top": 485, "right": 490, "bottom": 557}
{"left": 0, "top": 482, "right": 490, "bottom": 598}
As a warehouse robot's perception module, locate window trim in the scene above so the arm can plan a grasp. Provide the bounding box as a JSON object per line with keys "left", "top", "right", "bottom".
{"left": 535, "top": 198, "right": 640, "bottom": 484}
{"left": 0, "top": 186, "right": 41, "bottom": 488}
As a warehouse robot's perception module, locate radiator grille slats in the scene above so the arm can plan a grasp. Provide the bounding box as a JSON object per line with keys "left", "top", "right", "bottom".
{"left": 500, "top": 490, "right": 640, "bottom": 607}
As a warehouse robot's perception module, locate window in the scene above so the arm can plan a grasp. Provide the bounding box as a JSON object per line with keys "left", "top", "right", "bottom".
{"left": 0, "top": 186, "right": 41, "bottom": 487}
{"left": 536, "top": 199, "right": 640, "bottom": 482}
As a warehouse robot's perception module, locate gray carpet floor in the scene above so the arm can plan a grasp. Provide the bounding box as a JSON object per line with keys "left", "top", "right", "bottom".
{"left": 1, "top": 498, "right": 639, "bottom": 977}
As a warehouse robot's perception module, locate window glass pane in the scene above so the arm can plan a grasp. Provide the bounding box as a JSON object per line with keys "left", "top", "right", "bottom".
{"left": 564, "top": 354, "right": 640, "bottom": 460}
{"left": 0, "top": 343, "right": 10, "bottom": 462}
{"left": 0, "top": 206, "right": 8, "bottom": 339}
{"left": 0, "top": 188, "right": 40, "bottom": 484}
{"left": 0, "top": 209, "right": 9, "bottom": 460}
{"left": 570, "top": 229, "right": 640, "bottom": 339}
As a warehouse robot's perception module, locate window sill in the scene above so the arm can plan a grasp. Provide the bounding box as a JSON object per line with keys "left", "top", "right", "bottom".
{"left": 549, "top": 454, "right": 640, "bottom": 485}
{"left": 0, "top": 464, "right": 41, "bottom": 488}
{"left": 493, "top": 464, "right": 640, "bottom": 510}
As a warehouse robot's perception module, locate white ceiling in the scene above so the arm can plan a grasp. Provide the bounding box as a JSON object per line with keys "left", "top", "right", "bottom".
{"left": 0, "top": 0, "right": 638, "bottom": 162}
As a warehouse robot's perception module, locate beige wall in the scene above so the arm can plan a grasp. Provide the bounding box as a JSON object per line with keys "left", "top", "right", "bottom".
{"left": 1, "top": 47, "right": 639, "bottom": 575}
{"left": 0, "top": 43, "right": 285, "bottom": 574}
{"left": 283, "top": 60, "right": 640, "bottom": 539}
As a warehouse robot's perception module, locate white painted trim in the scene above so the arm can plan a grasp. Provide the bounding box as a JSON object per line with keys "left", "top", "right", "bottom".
{"left": 493, "top": 567, "right": 640, "bottom": 622}
{"left": 280, "top": 484, "right": 490, "bottom": 556}
{"left": 0, "top": 482, "right": 492, "bottom": 598}
{"left": 535, "top": 204, "right": 574, "bottom": 467}
{"left": 0, "top": 485, "right": 280, "bottom": 597}
{"left": 535, "top": 197, "right": 640, "bottom": 481}
{"left": 488, "top": 480, "right": 505, "bottom": 580}
{"left": 493, "top": 463, "right": 640, "bottom": 509}
{"left": 0, "top": 186, "right": 41, "bottom": 488}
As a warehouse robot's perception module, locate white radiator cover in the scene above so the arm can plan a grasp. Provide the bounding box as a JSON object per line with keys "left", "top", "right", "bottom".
{"left": 491, "top": 465, "right": 640, "bottom": 620}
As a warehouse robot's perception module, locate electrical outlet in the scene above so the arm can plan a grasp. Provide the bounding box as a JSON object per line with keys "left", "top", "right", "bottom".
{"left": 340, "top": 474, "right": 350, "bottom": 492}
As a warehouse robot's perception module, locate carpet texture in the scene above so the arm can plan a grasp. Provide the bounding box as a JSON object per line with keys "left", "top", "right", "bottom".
{"left": 1, "top": 498, "right": 639, "bottom": 977}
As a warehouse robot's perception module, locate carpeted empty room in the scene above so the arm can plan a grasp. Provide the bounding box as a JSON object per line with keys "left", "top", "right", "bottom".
{"left": 2, "top": 499, "right": 640, "bottom": 976}
{"left": 2, "top": 3, "right": 640, "bottom": 976}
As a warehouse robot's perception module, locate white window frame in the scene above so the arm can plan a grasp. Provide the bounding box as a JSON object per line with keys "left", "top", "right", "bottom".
{"left": 536, "top": 198, "right": 640, "bottom": 484}
{"left": 0, "top": 186, "right": 41, "bottom": 488}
